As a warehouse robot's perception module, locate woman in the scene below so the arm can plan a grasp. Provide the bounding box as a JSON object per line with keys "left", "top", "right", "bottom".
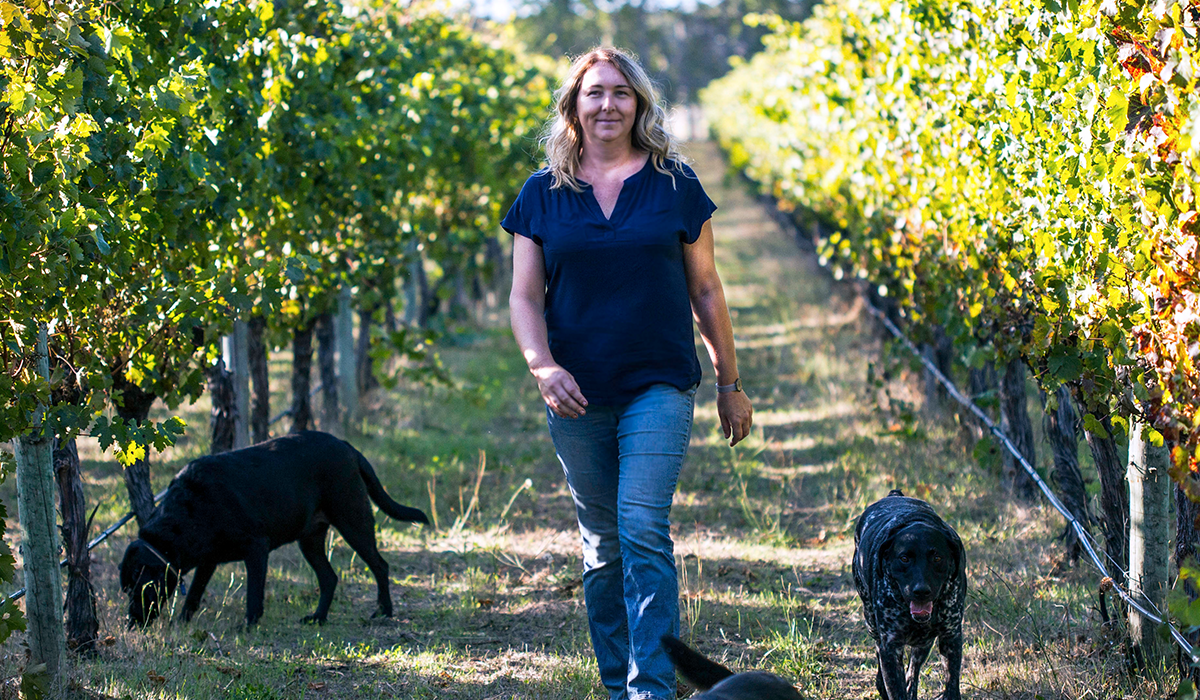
{"left": 504, "top": 47, "right": 752, "bottom": 700}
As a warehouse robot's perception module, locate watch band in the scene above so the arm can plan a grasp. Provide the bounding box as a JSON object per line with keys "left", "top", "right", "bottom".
{"left": 716, "top": 378, "right": 742, "bottom": 393}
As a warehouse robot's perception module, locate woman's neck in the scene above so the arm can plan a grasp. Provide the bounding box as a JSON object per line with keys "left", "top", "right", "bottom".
{"left": 580, "top": 137, "right": 642, "bottom": 171}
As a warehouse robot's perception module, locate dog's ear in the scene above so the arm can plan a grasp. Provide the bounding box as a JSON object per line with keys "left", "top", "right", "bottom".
{"left": 940, "top": 521, "right": 966, "bottom": 574}
{"left": 119, "top": 541, "right": 141, "bottom": 592}
{"left": 876, "top": 530, "right": 897, "bottom": 568}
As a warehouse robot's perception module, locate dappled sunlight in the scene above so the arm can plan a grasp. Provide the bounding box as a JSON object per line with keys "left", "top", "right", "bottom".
{"left": 381, "top": 648, "right": 598, "bottom": 687}
{"left": 735, "top": 325, "right": 855, "bottom": 350}
{"left": 753, "top": 403, "right": 859, "bottom": 427}
{"left": 734, "top": 296, "right": 863, "bottom": 338}
{"left": 721, "top": 283, "right": 773, "bottom": 308}
{"left": 762, "top": 434, "right": 820, "bottom": 453}
{"left": 675, "top": 533, "right": 854, "bottom": 570}
{"left": 420, "top": 525, "right": 581, "bottom": 567}
{"left": 692, "top": 403, "right": 869, "bottom": 436}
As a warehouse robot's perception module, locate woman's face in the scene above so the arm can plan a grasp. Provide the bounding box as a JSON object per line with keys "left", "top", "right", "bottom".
{"left": 575, "top": 61, "right": 638, "bottom": 148}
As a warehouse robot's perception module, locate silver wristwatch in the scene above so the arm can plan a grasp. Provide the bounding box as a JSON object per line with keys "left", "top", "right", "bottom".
{"left": 716, "top": 378, "right": 742, "bottom": 393}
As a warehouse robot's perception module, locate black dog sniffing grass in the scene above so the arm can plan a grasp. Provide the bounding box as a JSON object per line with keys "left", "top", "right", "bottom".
{"left": 661, "top": 635, "right": 804, "bottom": 699}
{"left": 853, "top": 490, "right": 965, "bottom": 700}
{"left": 120, "top": 431, "right": 429, "bottom": 628}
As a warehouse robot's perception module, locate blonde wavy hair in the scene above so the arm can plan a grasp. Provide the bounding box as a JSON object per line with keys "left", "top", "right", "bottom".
{"left": 541, "top": 47, "right": 686, "bottom": 191}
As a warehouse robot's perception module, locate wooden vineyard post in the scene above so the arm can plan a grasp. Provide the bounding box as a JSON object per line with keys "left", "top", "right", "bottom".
{"left": 1041, "top": 386, "right": 1092, "bottom": 563}
{"left": 355, "top": 303, "right": 377, "bottom": 396}
{"left": 404, "top": 250, "right": 421, "bottom": 326}
{"left": 998, "top": 358, "right": 1037, "bottom": 501}
{"left": 316, "top": 312, "right": 338, "bottom": 432}
{"left": 247, "top": 315, "right": 270, "bottom": 444}
{"left": 207, "top": 358, "right": 236, "bottom": 454}
{"left": 1128, "top": 418, "right": 1170, "bottom": 663}
{"left": 54, "top": 437, "right": 97, "bottom": 655}
{"left": 13, "top": 323, "right": 64, "bottom": 692}
{"left": 1082, "top": 411, "right": 1129, "bottom": 587}
{"left": 233, "top": 320, "right": 250, "bottom": 448}
{"left": 290, "top": 321, "right": 315, "bottom": 433}
{"left": 337, "top": 286, "right": 358, "bottom": 428}
{"left": 223, "top": 320, "right": 251, "bottom": 449}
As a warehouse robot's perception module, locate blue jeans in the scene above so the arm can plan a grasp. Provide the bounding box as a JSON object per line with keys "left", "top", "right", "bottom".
{"left": 546, "top": 383, "right": 697, "bottom": 700}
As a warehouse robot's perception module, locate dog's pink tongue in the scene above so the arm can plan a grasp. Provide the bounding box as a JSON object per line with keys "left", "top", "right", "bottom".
{"left": 910, "top": 601, "right": 933, "bottom": 617}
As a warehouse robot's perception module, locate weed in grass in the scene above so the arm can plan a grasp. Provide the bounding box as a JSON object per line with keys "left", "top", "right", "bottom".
{"left": 680, "top": 554, "right": 706, "bottom": 639}
{"left": 498, "top": 478, "right": 534, "bottom": 523}
{"left": 229, "top": 683, "right": 278, "bottom": 700}
{"left": 762, "top": 616, "right": 826, "bottom": 682}
{"left": 448, "top": 451, "right": 488, "bottom": 536}
{"left": 735, "top": 474, "right": 793, "bottom": 547}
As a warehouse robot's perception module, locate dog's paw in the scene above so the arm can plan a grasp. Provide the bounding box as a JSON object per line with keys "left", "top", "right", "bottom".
{"left": 370, "top": 608, "right": 393, "bottom": 619}
{"left": 301, "top": 614, "right": 327, "bottom": 626}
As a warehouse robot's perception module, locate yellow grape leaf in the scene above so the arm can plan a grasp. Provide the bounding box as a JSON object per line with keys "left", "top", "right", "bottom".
{"left": 0, "top": 2, "right": 18, "bottom": 26}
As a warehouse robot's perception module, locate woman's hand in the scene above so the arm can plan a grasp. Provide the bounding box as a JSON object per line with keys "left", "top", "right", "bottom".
{"left": 533, "top": 363, "right": 588, "bottom": 418}
{"left": 717, "top": 390, "right": 753, "bottom": 446}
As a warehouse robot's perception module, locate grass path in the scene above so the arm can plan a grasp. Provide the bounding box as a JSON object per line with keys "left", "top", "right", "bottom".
{"left": 0, "top": 141, "right": 1172, "bottom": 699}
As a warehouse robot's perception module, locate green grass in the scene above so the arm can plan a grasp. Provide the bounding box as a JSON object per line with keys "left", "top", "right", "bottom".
{"left": 0, "top": 140, "right": 1178, "bottom": 699}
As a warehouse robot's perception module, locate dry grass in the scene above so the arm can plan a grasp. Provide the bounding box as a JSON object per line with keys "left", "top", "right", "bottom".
{"left": 0, "top": 141, "right": 1177, "bottom": 699}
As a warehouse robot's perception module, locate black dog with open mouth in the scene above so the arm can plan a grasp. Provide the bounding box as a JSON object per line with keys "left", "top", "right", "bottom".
{"left": 120, "top": 431, "right": 428, "bottom": 628}
{"left": 853, "top": 490, "right": 965, "bottom": 700}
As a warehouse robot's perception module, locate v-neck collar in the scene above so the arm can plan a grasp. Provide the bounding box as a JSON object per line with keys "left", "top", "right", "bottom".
{"left": 581, "top": 156, "right": 652, "bottom": 223}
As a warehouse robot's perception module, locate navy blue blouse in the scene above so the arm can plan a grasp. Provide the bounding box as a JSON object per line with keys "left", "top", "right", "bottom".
{"left": 501, "top": 158, "right": 718, "bottom": 405}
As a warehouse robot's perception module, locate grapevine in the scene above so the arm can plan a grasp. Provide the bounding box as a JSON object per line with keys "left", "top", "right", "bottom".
{"left": 703, "top": 0, "right": 1200, "bottom": 489}
{"left": 1, "top": 1, "right": 550, "bottom": 465}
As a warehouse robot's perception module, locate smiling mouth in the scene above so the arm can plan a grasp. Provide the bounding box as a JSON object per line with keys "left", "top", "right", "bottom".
{"left": 909, "top": 600, "right": 934, "bottom": 622}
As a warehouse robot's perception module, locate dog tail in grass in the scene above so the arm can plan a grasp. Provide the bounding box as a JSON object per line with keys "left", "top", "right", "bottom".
{"left": 352, "top": 447, "right": 431, "bottom": 525}
{"left": 661, "top": 635, "right": 733, "bottom": 690}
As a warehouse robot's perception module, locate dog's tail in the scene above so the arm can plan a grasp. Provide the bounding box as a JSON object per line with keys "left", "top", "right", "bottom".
{"left": 353, "top": 448, "right": 431, "bottom": 525}
{"left": 661, "top": 635, "right": 734, "bottom": 691}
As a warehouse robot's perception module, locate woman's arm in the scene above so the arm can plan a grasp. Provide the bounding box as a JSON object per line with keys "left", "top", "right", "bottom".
{"left": 510, "top": 235, "right": 588, "bottom": 418}
{"left": 684, "top": 219, "right": 753, "bottom": 446}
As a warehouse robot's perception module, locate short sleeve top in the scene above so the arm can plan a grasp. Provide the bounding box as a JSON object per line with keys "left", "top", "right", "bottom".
{"left": 501, "top": 157, "right": 718, "bottom": 405}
